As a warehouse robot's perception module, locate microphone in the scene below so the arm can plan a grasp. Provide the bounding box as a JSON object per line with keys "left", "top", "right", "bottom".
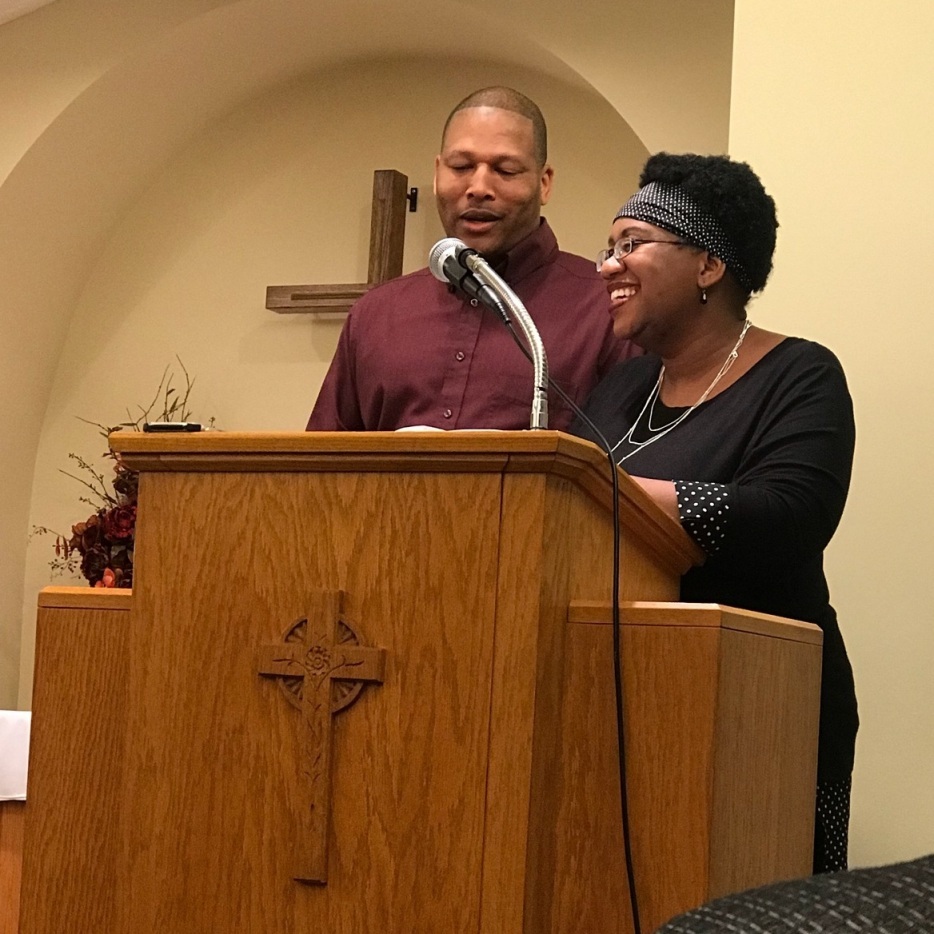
{"left": 428, "top": 238, "right": 507, "bottom": 321}
{"left": 427, "top": 237, "right": 550, "bottom": 429}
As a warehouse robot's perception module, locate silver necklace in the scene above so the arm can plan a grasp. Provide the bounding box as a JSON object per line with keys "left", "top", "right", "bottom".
{"left": 612, "top": 319, "right": 752, "bottom": 465}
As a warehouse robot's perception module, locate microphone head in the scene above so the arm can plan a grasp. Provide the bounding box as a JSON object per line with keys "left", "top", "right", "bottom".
{"left": 428, "top": 237, "right": 466, "bottom": 282}
{"left": 451, "top": 240, "right": 479, "bottom": 264}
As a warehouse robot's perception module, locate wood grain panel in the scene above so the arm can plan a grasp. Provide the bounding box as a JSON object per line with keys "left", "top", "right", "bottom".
{"left": 709, "top": 627, "right": 821, "bottom": 894}
{"left": 20, "top": 437, "right": 816, "bottom": 934}
{"left": 551, "top": 621, "right": 721, "bottom": 934}
{"left": 521, "top": 478, "right": 578, "bottom": 934}
{"left": 563, "top": 482, "right": 681, "bottom": 606}
{"left": 367, "top": 169, "right": 408, "bottom": 284}
{"left": 265, "top": 283, "right": 370, "bottom": 314}
{"left": 479, "top": 473, "right": 543, "bottom": 930}
{"left": 544, "top": 475, "right": 680, "bottom": 930}
{"left": 0, "top": 802, "right": 24, "bottom": 934}
{"left": 119, "top": 470, "right": 501, "bottom": 933}
{"left": 553, "top": 602, "right": 822, "bottom": 931}
{"left": 111, "top": 431, "right": 702, "bottom": 576}
{"left": 479, "top": 473, "right": 562, "bottom": 932}
{"left": 18, "top": 596, "right": 131, "bottom": 934}
{"left": 622, "top": 625, "right": 722, "bottom": 927}
{"left": 480, "top": 471, "right": 684, "bottom": 934}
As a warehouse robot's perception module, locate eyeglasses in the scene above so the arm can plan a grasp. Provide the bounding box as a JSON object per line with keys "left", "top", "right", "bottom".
{"left": 596, "top": 237, "right": 687, "bottom": 271}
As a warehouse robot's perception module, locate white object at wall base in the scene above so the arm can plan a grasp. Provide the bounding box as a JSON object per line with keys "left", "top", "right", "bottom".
{"left": 0, "top": 710, "right": 30, "bottom": 800}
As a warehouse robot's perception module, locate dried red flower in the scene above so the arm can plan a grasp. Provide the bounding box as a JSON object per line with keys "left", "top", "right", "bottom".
{"left": 101, "top": 504, "right": 137, "bottom": 541}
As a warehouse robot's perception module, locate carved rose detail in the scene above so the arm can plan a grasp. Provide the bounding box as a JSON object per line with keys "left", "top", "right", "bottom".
{"left": 304, "top": 644, "right": 331, "bottom": 674}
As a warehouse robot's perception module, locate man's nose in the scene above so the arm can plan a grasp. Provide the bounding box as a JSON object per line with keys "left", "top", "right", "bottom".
{"left": 465, "top": 165, "right": 495, "bottom": 199}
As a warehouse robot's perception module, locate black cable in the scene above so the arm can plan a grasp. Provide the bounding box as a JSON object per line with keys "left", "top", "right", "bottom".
{"left": 499, "top": 321, "right": 643, "bottom": 934}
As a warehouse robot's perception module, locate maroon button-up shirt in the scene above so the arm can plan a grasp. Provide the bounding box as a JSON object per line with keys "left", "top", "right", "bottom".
{"left": 307, "top": 220, "right": 638, "bottom": 432}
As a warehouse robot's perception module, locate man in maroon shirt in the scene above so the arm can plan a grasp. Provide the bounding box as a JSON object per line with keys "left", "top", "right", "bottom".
{"left": 307, "top": 86, "right": 637, "bottom": 432}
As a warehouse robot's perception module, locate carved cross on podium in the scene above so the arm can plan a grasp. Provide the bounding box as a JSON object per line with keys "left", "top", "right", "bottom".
{"left": 265, "top": 169, "right": 415, "bottom": 315}
{"left": 256, "top": 590, "right": 386, "bottom": 884}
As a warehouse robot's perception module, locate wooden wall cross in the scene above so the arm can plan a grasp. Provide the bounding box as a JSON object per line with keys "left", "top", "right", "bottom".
{"left": 265, "top": 169, "right": 415, "bottom": 315}
{"left": 256, "top": 590, "right": 386, "bottom": 883}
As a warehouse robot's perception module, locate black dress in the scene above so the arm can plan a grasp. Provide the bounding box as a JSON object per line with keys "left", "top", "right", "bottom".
{"left": 572, "top": 337, "right": 859, "bottom": 873}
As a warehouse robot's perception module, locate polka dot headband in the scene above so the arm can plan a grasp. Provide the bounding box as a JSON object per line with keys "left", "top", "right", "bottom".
{"left": 614, "top": 181, "right": 753, "bottom": 293}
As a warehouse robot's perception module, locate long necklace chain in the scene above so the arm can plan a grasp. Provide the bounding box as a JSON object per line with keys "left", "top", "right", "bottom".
{"left": 611, "top": 319, "right": 752, "bottom": 465}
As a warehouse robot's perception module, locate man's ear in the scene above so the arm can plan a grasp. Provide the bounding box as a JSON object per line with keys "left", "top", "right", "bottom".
{"left": 539, "top": 164, "right": 554, "bottom": 206}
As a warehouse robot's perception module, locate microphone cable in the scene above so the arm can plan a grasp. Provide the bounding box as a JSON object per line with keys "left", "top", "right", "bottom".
{"left": 498, "top": 319, "right": 643, "bottom": 934}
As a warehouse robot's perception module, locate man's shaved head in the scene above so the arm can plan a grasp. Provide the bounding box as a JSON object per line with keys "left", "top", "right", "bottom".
{"left": 441, "top": 86, "right": 547, "bottom": 168}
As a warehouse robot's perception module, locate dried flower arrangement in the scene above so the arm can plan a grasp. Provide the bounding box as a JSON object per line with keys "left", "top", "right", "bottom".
{"left": 32, "top": 360, "right": 212, "bottom": 588}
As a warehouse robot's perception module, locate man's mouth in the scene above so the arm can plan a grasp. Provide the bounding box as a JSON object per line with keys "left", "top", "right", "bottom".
{"left": 460, "top": 211, "right": 501, "bottom": 225}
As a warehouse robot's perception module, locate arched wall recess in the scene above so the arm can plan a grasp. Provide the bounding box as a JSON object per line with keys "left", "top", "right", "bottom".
{"left": 0, "top": 0, "right": 733, "bottom": 705}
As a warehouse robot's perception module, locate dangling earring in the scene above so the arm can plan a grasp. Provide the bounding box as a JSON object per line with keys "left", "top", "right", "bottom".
{"left": 699, "top": 287, "right": 708, "bottom": 305}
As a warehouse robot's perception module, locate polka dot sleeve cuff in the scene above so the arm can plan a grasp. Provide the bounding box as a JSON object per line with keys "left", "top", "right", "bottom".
{"left": 674, "top": 481, "right": 731, "bottom": 555}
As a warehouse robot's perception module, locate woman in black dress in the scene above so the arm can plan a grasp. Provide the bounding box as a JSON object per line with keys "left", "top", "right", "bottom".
{"left": 572, "top": 153, "right": 858, "bottom": 874}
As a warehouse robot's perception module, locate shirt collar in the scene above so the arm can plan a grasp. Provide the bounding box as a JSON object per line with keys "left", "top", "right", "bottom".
{"left": 493, "top": 218, "right": 557, "bottom": 284}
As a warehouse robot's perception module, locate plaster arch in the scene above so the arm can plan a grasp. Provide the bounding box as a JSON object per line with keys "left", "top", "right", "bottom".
{"left": 1, "top": 0, "right": 733, "bottom": 704}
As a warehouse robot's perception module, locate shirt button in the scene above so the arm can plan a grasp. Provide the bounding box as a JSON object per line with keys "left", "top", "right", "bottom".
{"left": 455, "top": 351, "right": 465, "bottom": 361}
{"left": 469, "top": 299, "right": 479, "bottom": 307}
{"left": 443, "top": 408, "right": 453, "bottom": 419}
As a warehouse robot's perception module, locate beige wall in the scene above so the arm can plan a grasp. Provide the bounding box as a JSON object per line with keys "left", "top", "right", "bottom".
{"left": 731, "top": 1, "right": 934, "bottom": 865}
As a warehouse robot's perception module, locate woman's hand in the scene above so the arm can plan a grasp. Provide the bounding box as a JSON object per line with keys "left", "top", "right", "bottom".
{"left": 630, "top": 476, "right": 680, "bottom": 522}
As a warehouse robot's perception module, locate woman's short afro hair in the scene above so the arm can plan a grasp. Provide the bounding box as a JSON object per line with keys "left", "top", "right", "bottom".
{"left": 640, "top": 153, "right": 778, "bottom": 294}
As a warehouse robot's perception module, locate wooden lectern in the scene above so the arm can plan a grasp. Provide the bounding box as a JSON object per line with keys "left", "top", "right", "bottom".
{"left": 19, "top": 432, "right": 822, "bottom": 934}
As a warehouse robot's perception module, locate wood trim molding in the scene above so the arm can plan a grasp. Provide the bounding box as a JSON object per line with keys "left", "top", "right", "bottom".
{"left": 265, "top": 283, "right": 370, "bottom": 315}
{"left": 38, "top": 587, "right": 134, "bottom": 610}
{"left": 567, "top": 600, "right": 823, "bottom": 644}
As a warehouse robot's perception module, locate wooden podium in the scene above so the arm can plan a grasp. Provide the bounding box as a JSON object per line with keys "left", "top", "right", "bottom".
{"left": 19, "top": 432, "right": 822, "bottom": 934}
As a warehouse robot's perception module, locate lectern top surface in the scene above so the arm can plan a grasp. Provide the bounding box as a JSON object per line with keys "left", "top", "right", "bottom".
{"left": 109, "top": 429, "right": 703, "bottom": 572}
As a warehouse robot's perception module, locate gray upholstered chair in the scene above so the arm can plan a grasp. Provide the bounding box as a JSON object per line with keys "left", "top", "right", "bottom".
{"left": 655, "top": 855, "right": 934, "bottom": 933}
